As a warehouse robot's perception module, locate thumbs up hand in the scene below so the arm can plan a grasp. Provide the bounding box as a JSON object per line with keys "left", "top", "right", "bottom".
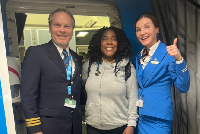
{"left": 166, "top": 38, "right": 182, "bottom": 61}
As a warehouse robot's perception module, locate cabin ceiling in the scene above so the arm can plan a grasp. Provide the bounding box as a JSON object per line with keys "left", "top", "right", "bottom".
{"left": 6, "top": 0, "right": 115, "bottom": 16}
{"left": 7, "top": 0, "right": 114, "bottom": 28}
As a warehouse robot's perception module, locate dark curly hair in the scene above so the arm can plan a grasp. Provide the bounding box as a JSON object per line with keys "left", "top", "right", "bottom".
{"left": 87, "top": 26, "right": 133, "bottom": 63}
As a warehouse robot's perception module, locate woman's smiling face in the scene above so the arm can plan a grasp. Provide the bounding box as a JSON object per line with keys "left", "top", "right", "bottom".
{"left": 135, "top": 17, "right": 159, "bottom": 49}
{"left": 101, "top": 29, "right": 118, "bottom": 61}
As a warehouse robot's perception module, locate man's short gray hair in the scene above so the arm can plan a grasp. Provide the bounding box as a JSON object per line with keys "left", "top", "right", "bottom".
{"left": 48, "top": 8, "right": 75, "bottom": 28}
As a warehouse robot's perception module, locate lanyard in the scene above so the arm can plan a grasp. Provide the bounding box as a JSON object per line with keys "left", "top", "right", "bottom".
{"left": 64, "top": 52, "right": 72, "bottom": 96}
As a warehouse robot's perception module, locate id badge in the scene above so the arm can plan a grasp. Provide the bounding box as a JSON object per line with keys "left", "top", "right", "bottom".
{"left": 64, "top": 98, "right": 76, "bottom": 109}
{"left": 136, "top": 99, "right": 144, "bottom": 108}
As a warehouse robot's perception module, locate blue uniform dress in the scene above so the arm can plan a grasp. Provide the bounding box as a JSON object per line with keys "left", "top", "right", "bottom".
{"left": 135, "top": 41, "right": 190, "bottom": 134}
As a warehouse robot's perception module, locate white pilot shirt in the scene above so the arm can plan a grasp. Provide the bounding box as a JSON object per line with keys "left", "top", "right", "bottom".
{"left": 53, "top": 42, "right": 75, "bottom": 76}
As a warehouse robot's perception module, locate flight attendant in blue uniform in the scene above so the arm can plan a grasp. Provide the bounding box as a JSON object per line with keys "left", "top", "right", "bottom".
{"left": 134, "top": 12, "right": 190, "bottom": 134}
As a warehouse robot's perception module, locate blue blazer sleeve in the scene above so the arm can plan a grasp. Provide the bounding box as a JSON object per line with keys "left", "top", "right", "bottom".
{"left": 168, "top": 55, "right": 190, "bottom": 93}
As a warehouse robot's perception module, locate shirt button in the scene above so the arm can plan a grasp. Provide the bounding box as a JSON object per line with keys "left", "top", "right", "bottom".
{"left": 71, "top": 111, "right": 73, "bottom": 113}
{"left": 71, "top": 81, "right": 73, "bottom": 84}
{"left": 72, "top": 96, "right": 73, "bottom": 99}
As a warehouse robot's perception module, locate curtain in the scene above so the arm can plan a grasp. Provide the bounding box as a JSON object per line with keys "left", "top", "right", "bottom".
{"left": 149, "top": 0, "right": 200, "bottom": 134}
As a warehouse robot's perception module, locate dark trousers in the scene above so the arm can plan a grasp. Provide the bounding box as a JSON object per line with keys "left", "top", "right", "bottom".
{"left": 87, "top": 124, "right": 127, "bottom": 134}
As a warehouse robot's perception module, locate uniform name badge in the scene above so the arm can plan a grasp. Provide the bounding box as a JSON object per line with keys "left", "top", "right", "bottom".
{"left": 136, "top": 99, "right": 144, "bottom": 108}
{"left": 64, "top": 98, "right": 76, "bottom": 109}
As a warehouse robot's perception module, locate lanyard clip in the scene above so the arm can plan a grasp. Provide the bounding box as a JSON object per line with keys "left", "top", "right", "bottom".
{"left": 67, "top": 80, "right": 71, "bottom": 86}
{"left": 69, "top": 95, "right": 72, "bottom": 100}
{"left": 95, "top": 70, "right": 101, "bottom": 76}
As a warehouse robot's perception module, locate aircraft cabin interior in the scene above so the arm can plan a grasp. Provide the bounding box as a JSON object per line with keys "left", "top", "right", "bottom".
{"left": 0, "top": 0, "right": 199, "bottom": 134}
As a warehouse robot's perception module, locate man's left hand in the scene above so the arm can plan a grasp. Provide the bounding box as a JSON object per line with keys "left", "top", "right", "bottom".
{"left": 123, "top": 126, "right": 134, "bottom": 134}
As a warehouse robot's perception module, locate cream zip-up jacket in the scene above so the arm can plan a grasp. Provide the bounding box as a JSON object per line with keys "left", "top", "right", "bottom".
{"left": 82, "top": 58, "right": 138, "bottom": 130}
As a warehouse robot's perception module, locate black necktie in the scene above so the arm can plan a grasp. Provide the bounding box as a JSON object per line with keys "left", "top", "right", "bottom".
{"left": 62, "top": 49, "right": 69, "bottom": 68}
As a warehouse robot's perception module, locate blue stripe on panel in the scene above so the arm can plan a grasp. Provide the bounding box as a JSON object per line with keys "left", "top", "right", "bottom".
{"left": 0, "top": 79, "right": 8, "bottom": 134}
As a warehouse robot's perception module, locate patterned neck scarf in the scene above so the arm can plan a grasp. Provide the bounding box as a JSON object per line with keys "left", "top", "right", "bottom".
{"left": 142, "top": 48, "right": 148, "bottom": 62}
